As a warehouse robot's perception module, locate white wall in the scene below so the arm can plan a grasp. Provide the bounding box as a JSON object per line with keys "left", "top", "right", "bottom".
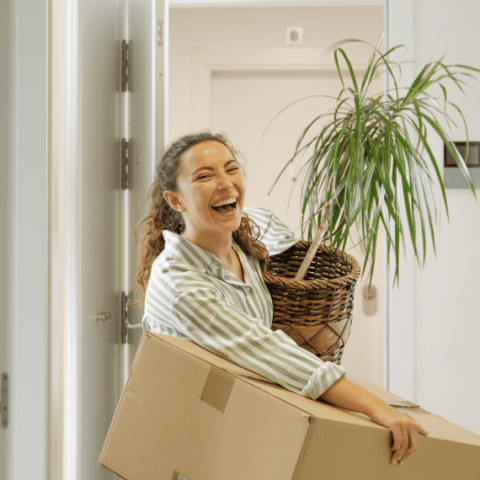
{"left": 169, "top": 4, "right": 384, "bottom": 141}
{"left": 411, "top": 0, "right": 480, "bottom": 435}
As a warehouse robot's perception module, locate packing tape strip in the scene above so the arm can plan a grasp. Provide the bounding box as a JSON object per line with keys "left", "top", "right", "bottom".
{"left": 201, "top": 366, "right": 236, "bottom": 414}
{"left": 388, "top": 400, "right": 420, "bottom": 408}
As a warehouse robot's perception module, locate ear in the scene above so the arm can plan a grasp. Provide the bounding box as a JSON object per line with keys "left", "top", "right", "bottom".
{"left": 163, "top": 190, "right": 186, "bottom": 213}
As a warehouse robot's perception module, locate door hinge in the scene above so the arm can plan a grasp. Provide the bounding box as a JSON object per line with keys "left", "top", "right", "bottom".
{"left": 156, "top": 20, "right": 164, "bottom": 47}
{"left": 122, "top": 40, "right": 130, "bottom": 92}
{"left": 122, "top": 139, "right": 130, "bottom": 190}
{"left": 1, "top": 373, "right": 8, "bottom": 429}
{"left": 121, "top": 292, "right": 129, "bottom": 344}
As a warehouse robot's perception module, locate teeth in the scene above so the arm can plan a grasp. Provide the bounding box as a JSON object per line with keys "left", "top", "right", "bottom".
{"left": 212, "top": 196, "right": 237, "bottom": 208}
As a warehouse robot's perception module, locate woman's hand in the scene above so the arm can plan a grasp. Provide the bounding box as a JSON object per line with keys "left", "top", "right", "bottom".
{"left": 368, "top": 404, "right": 429, "bottom": 465}
{"left": 318, "top": 377, "right": 428, "bottom": 465}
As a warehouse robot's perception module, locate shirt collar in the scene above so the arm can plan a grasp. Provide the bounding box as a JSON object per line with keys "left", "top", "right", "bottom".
{"left": 162, "top": 230, "right": 220, "bottom": 273}
{"left": 162, "top": 230, "right": 251, "bottom": 288}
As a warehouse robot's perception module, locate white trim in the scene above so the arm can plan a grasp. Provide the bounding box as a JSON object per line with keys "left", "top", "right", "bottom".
{"left": 63, "top": 0, "right": 80, "bottom": 478}
{"left": 191, "top": 48, "right": 367, "bottom": 130}
{"left": 385, "top": 0, "right": 416, "bottom": 401}
{"left": 156, "top": 0, "right": 169, "bottom": 162}
{"left": 47, "top": 0, "right": 67, "bottom": 477}
{"left": 383, "top": 0, "right": 390, "bottom": 395}
{"left": 5, "top": 0, "right": 48, "bottom": 478}
{"left": 171, "top": 1, "right": 385, "bottom": 8}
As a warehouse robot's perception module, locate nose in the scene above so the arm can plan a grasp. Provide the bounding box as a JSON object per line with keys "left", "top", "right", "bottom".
{"left": 217, "top": 171, "right": 234, "bottom": 191}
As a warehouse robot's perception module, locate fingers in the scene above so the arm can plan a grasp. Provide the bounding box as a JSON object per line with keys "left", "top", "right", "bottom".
{"left": 390, "top": 424, "right": 408, "bottom": 464}
{"left": 386, "top": 410, "right": 429, "bottom": 465}
{"left": 419, "top": 424, "right": 429, "bottom": 436}
{"left": 398, "top": 451, "right": 413, "bottom": 465}
{"left": 398, "top": 424, "right": 420, "bottom": 465}
{"left": 393, "top": 419, "right": 427, "bottom": 465}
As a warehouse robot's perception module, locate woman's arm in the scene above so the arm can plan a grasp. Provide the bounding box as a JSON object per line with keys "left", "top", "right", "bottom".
{"left": 319, "top": 376, "right": 429, "bottom": 465}
{"left": 170, "top": 283, "right": 346, "bottom": 398}
{"left": 319, "top": 374, "right": 387, "bottom": 416}
{"left": 243, "top": 206, "right": 298, "bottom": 255}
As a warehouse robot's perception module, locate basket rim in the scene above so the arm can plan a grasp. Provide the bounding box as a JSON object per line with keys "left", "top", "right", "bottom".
{"left": 263, "top": 240, "right": 361, "bottom": 290}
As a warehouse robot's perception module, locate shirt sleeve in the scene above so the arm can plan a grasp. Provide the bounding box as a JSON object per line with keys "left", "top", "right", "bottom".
{"left": 169, "top": 275, "right": 346, "bottom": 400}
{"left": 243, "top": 206, "right": 299, "bottom": 256}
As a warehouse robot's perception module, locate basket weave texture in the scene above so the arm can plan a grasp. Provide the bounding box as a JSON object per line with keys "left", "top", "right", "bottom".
{"left": 263, "top": 241, "right": 361, "bottom": 365}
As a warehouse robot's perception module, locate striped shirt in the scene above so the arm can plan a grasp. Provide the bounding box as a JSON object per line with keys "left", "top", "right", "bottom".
{"left": 142, "top": 206, "right": 346, "bottom": 400}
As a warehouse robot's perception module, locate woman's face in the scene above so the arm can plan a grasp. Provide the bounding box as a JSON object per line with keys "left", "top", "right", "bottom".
{"left": 165, "top": 140, "right": 246, "bottom": 239}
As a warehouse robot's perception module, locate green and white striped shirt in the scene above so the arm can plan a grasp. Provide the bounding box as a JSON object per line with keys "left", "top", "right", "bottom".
{"left": 142, "top": 206, "right": 346, "bottom": 400}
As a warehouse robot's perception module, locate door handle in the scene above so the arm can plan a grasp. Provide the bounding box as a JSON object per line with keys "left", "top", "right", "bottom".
{"left": 90, "top": 312, "right": 111, "bottom": 321}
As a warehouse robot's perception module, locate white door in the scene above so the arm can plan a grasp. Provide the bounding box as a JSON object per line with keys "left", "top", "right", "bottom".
{"left": 195, "top": 54, "right": 386, "bottom": 388}
{"left": 73, "top": 0, "right": 165, "bottom": 478}
{"left": 76, "top": 1, "right": 123, "bottom": 478}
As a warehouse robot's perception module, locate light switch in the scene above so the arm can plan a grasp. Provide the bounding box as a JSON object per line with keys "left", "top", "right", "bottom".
{"left": 286, "top": 27, "right": 304, "bottom": 45}
{"left": 363, "top": 285, "right": 377, "bottom": 316}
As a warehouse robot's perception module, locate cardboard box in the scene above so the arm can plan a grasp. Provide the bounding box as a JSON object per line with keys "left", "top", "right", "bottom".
{"left": 99, "top": 332, "right": 480, "bottom": 479}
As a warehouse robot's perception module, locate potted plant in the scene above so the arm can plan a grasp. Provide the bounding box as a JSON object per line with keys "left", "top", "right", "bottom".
{"left": 262, "top": 37, "right": 480, "bottom": 364}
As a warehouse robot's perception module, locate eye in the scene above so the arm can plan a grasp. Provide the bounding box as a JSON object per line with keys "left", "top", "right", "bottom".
{"left": 197, "top": 174, "right": 211, "bottom": 180}
{"left": 228, "top": 166, "right": 240, "bottom": 173}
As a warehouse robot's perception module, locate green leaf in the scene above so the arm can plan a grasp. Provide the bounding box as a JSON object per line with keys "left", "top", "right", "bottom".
{"left": 264, "top": 40, "right": 480, "bottom": 285}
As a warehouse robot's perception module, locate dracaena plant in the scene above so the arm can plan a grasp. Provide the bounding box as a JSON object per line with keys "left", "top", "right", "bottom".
{"left": 266, "top": 37, "right": 480, "bottom": 287}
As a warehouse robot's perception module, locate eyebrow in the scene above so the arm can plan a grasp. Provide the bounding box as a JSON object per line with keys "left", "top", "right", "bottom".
{"left": 191, "top": 159, "right": 238, "bottom": 178}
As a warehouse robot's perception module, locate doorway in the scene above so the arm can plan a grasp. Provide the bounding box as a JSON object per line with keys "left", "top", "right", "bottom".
{"left": 169, "top": 5, "right": 386, "bottom": 387}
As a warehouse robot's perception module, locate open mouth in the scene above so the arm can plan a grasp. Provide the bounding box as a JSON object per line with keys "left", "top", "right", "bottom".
{"left": 212, "top": 198, "right": 237, "bottom": 213}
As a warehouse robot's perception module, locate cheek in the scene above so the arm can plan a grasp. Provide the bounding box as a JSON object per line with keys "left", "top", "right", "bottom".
{"left": 191, "top": 184, "right": 214, "bottom": 207}
{"left": 235, "top": 172, "right": 246, "bottom": 188}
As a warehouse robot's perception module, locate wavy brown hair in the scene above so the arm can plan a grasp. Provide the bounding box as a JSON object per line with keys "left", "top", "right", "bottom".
{"left": 132, "top": 131, "right": 269, "bottom": 306}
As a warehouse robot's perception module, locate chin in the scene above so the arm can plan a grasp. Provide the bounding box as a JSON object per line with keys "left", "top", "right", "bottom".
{"left": 226, "top": 219, "right": 242, "bottom": 232}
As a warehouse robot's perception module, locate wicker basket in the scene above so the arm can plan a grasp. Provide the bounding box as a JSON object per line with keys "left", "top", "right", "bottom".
{"left": 263, "top": 241, "right": 361, "bottom": 365}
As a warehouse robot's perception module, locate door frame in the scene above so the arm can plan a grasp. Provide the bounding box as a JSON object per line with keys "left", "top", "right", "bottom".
{"left": 186, "top": 0, "right": 416, "bottom": 400}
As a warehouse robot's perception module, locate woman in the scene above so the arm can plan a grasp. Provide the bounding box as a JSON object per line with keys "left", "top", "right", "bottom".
{"left": 135, "top": 131, "right": 428, "bottom": 466}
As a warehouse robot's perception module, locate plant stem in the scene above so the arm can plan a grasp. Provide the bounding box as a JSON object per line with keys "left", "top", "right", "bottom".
{"left": 294, "top": 204, "right": 331, "bottom": 282}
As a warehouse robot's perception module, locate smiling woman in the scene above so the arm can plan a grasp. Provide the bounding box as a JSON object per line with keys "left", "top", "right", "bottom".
{"left": 134, "top": 132, "right": 270, "bottom": 288}
{"left": 162, "top": 139, "right": 246, "bottom": 275}
{"left": 133, "top": 131, "right": 428, "bottom": 467}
